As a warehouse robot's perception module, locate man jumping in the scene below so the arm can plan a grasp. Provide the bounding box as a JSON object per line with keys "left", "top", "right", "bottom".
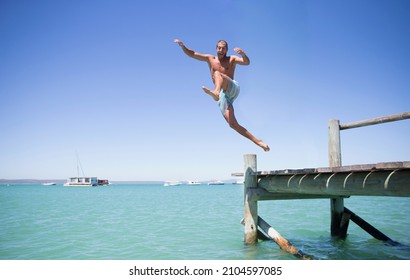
{"left": 174, "top": 39, "right": 270, "bottom": 152}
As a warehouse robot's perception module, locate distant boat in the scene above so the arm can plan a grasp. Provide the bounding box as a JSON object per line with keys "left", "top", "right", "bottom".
{"left": 64, "top": 177, "right": 110, "bottom": 187}
{"left": 164, "top": 181, "right": 181, "bottom": 186}
{"left": 42, "top": 182, "right": 56, "bottom": 186}
{"left": 208, "top": 180, "right": 224, "bottom": 185}
{"left": 187, "top": 180, "right": 201, "bottom": 185}
{"left": 64, "top": 151, "right": 109, "bottom": 187}
{"left": 64, "top": 177, "right": 97, "bottom": 187}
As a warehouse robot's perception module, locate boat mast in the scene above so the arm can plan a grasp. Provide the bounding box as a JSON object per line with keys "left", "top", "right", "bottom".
{"left": 75, "top": 150, "right": 86, "bottom": 178}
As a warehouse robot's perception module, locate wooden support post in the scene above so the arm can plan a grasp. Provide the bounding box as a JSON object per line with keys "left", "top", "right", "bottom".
{"left": 328, "top": 119, "right": 342, "bottom": 167}
{"left": 328, "top": 119, "right": 346, "bottom": 237}
{"left": 244, "top": 154, "right": 258, "bottom": 245}
{"left": 258, "top": 216, "right": 312, "bottom": 259}
{"left": 344, "top": 207, "right": 398, "bottom": 245}
{"left": 339, "top": 212, "right": 351, "bottom": 239}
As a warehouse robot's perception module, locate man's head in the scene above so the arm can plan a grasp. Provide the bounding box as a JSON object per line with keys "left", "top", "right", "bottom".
{"left": 216, "top": 40, "right": 228, "bottom": 59}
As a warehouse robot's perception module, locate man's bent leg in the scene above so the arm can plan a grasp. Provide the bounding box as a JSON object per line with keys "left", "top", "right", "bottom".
{"left": 224, "top": 105, "right": 270, "bottom": 152}
{"left": 202, "top": 71, "right": 229, "bottom": 101}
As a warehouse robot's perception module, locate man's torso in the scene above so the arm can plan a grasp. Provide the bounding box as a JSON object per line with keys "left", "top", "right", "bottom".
{"left": 208, "top": 55, "right": 236, "bottom": 81}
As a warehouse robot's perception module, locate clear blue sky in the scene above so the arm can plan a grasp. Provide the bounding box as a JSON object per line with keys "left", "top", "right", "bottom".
{"left": 1, "top": 0, "right": 409, "bottom": 181}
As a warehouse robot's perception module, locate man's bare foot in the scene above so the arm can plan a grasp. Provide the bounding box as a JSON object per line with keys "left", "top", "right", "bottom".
{"left": 202, "top": 86, "right": 219, "bottom": 101}
{"left": 257, "top": 141, "right": 270, "bottom": 152}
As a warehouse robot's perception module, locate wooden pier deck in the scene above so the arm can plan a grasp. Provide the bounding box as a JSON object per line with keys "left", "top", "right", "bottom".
{"left": 234, "top": 112, "right": 410, "bottom": 258}
{"left": 233, "top": 161, "right": 410, "bottom": 199}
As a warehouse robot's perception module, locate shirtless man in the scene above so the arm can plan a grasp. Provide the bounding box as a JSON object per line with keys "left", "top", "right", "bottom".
{"left": 174, "top": 39, "right": 270, "bottom": 152}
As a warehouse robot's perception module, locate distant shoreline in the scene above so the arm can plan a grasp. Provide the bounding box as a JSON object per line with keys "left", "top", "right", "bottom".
{"left": 0, "top": 179, "right": 239, "bottom": 185}
{"left": 0, "top": 179, "right": 164, "bottom": 185}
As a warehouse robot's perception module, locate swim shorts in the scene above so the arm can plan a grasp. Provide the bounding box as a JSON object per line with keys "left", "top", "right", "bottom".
{"left": 218, "top": 79, "right": 240, "bottom": 114}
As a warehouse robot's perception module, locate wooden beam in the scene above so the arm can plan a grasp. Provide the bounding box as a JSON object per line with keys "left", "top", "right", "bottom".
{"left": 344, "top": 207, "right": 399, "bottom": 245}
{"left": 340, "top": 112, "right": 410, "bottom": 130}
{"left": 232, "top": 161, "right": 410, "bottom": 177}
{"left": 258, "top": 216, "right": 312, "bottom": 259}
{"left": 248, "top": 187, "right": 345, "bottom": 201}
{"left": 258, "top": 169, "right": 410, "bottom": 197}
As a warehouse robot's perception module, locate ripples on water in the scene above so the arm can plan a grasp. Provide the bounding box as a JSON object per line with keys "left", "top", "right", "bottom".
{"left": 1, "top": 184, "right": 409, "bottom": 260}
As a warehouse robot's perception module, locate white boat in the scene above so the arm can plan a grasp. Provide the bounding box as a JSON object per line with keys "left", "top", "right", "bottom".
{"left": 187, "top": 180, "right": 201, "bottom": 185}
{"left": 208, "top": 180, "right": 224, "bottom": 185}
{"left": 64, "top": 177, "right": 98, "bottom": 187}
{"left": 64, "top": 152, "right": 109, "bottom": 187}
{"left": 42, "top": 182, "right": 56, "bottom": 186}
{"left": 64, "top": 177, "right": 110, "bottom": 187}
{"left": 164, "top": 181, "right": 181, "bottom": 186}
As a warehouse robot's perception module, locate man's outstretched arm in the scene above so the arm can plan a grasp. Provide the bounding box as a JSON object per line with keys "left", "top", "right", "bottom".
{"left": 174, "top": 39, "right": 210, "bottom": 61}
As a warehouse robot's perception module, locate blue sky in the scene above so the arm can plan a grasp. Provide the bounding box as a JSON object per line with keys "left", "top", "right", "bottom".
{"left": 1, "top": 0, "right": 409, "bottom": 181}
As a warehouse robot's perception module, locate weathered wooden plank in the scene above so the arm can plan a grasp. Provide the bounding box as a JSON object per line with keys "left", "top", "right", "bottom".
{"left": 248, "top": 187, "right": 346, "bottom": 200}
{"left": 319, "top": 162, "right": 410, "bottom": 173}
{"left": 344, "top": 207, "right": 398, "bottom": 245}
{"left": 232, "top": 161, "right": 410, "bottom": 177}
{"left": 376, "top": 162, "right": 410, "bottom": 169}
{"left": 340, "top": 112, "right": 410, "bottom": 130}
{"left": 258, "top": 216, "right": 312, "bottom": 259}
{"left": 259, "top": 168, "right": 317, "bottom": 175}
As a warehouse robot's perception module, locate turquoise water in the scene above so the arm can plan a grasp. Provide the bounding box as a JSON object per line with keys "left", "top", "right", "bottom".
{"left": 1, "top": 184, "right": 410, "bottom": 260}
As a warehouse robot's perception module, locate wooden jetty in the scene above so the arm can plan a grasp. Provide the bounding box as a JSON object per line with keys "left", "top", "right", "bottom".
{"left": 234, "top": 112, "right": 410, "bottom": 257}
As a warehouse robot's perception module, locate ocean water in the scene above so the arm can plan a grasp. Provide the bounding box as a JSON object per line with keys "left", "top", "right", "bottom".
{"left": 1, "top": 183, "right": 410, "bottom": 260}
